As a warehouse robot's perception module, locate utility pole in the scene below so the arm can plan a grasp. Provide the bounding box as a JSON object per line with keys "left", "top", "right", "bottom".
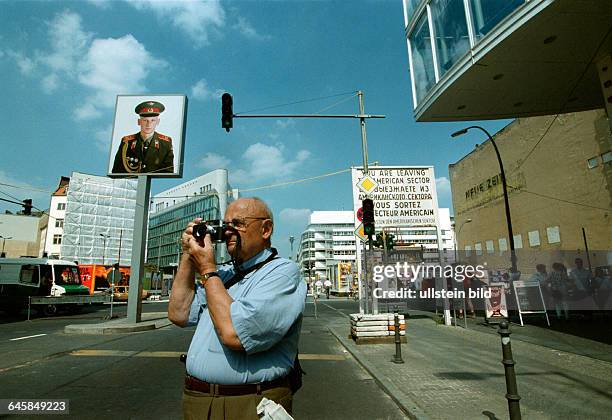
{"left": 100, "top": 233, "right": 109, "bottom": 266}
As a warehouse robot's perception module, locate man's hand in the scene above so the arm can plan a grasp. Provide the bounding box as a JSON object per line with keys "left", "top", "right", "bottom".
{"left": 182, "top": 218, "right": 203, "bottom": 254}
{"left": 188, "top": 225, "right": 217, "bottom": 276}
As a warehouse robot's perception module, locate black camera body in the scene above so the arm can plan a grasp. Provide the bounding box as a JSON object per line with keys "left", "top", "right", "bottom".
{"left": 193, "top": 220, "right": 225, "bottom": 242}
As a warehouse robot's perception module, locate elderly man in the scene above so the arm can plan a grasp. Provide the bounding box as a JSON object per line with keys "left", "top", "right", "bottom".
{"left": 111, "top": 100, "right": 174, "bottom": 174}
{"left": 169, "top": 197, "right": 306, "bottom": 420}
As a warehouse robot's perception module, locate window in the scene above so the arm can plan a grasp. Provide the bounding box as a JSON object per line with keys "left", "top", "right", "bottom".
{"left": 513, "top": 234, "right": 523, "bottom": 249}
{"left": 19, "top": 264, "right": 39, "bottom": 285}
{"left": 409, "top": 13, "right": 436, "bottom": 104}
{"left": 55, "top": 219, "right": 64, "bottom": 228}
{"left": 498, "top": 238, "right": 508, "bottom": 252}
{"left": 474, "top": 243, "right": 482, "bottom": 256}
{"left": 528, "top": 230, "right": 540, "bottom": 247}
{"left": 431, "top": 0, "right": 470, "bottom": 77}
{"left": 53, "top": 234, "right": 62, "bottom": 245}
{"left": 587, "top": 156, "right": 599, "bottom": 169}
{"left": 546, "top": 226, "right": 560, "bottom": 244}
{"left": 602, "top": 151, "right": 612, "bottom": 164}
{"left": 57, "top": 202, "right": 66, "bottom": 210}
{"left": 464, "top": 245, "right": 472, "bottom": 257}
{"left": 485, "top": 240, "right": 494, "bottom": 254}
{"left": 469, "top": 0, "right": 524, "bottom": 41}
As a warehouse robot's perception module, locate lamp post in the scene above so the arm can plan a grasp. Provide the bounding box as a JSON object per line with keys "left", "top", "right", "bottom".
{"left": 451, "top": 126, "right": 517, "bottom": 274}
{"left": 99, "top": 233, "right": 110, "bottom": 266}
{"left": 454, "top": 218, "right": 472, "bottom": 263}
{"left": 0, "top": 235, "right": 13, "bottom": 258}
{"left": 289, "top": 236, "right": 295, "bottom": 260}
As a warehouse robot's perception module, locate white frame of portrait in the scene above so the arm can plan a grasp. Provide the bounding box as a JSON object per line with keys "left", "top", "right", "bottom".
{"left": 107, "top": 94, "right": 187, "bottom": 178}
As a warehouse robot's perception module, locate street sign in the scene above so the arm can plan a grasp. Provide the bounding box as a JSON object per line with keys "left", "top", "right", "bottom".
{"left": 357, "top": 207, "right": 363, "bottom": 221}
{"left": 356, "top": 175, "right": 379, "bottom": 195}
{"left": 352, "top": 166, "right": 440, "bottom": 228}
{"left": 354, "top": 223, "right": 367, "bottom": 243}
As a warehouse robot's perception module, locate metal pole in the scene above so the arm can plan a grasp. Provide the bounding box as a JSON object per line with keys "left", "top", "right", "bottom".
{"left": 363, "top": 240, "right": 370, "bottom": 314}
{"left": 127, "top": 175, "right": 151, "bottom": 323}
{"left": 498, "top": 321, "right": 522, "bottom": 419}
{"left": 392, "top": 307, "right": 404, "bottom": 364}
{"left": 582, "top": 227, "right": 593, "bottom": 273}
{"left": 357, "top": 91, "right": 369, "bottom": 175}
{"left": 452, "top": 126, "right": 517, "bottom": 274}
{"left": 156, "top": 231, "right": 162, "bottom": 291}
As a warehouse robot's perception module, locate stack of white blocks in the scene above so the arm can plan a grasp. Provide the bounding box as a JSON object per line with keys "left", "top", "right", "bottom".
{"left": 349, "top": 313, "right": 406, "bottom": 338}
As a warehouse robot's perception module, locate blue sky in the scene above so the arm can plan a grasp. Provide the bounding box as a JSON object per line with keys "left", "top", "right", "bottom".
{"left": 0, "top": 0, "right": 509, "bottom": 258}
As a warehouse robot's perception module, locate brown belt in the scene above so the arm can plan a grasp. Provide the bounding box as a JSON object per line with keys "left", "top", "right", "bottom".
{"left": 185, "top": 375, "right": 290, "bottom": 396}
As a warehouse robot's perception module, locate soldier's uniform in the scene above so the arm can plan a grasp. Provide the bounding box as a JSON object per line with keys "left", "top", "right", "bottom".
{"left": 111, "top": 101, "right": 175, "bottom": 174}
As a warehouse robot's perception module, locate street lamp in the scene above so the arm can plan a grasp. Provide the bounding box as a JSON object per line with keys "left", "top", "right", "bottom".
{"left": 0, "top": 235, "right": 13, "bottom": 258}
{"left": 289, "top": 236, "right": 295, "bottom": 260}
{"left": 451, "top": 126, "right": 517, "bottom": 273}
{"left": 454, "top": 219, "right": 472, "bottom": 263}
{"left": 99, "top": 233, "right": 110, "bottom": 265}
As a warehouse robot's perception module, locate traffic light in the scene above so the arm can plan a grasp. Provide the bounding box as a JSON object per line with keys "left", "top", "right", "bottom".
{"left": 221, "top": 93, "right": 233, "bottom": 132}
{"left": 22, "top": 199, "right": 32, "bottom": 215}
{"left": 362, "top": 198, "right": 375, "bottom": 237}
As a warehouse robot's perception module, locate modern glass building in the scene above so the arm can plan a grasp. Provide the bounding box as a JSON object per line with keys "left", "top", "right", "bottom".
{"left": 403, "top": 0, "right": 612, "bottom": 121}
{"left": 146, "top": 169, "right": 237, "bottom": 272}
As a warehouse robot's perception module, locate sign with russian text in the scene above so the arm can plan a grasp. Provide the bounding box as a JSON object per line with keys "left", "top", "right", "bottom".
{"left": 351, "top": 166, "right": 440, "bottom": 227}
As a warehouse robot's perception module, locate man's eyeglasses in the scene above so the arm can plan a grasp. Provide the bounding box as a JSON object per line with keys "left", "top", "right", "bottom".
{"left": 223, "top": 217, "right": 269, "bottom": 231}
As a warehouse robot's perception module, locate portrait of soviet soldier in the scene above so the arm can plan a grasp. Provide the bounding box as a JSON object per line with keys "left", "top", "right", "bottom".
{"left": 112, "top": 101, "right": 174, "bottom": 174}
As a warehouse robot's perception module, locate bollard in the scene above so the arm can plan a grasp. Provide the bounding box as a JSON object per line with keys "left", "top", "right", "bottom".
{"left": 392, "top": 308, "right": 404, "bottom": 364}
{"left": 179, "top": 353, "right": 187, "bottom": 364}
{"left": 498, "top": 321, "right": 521, "bottom": 420}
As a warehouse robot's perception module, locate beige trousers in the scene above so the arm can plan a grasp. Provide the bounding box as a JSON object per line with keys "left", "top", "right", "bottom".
{"left": 182, "top": 385, "right": 292, "bottom": 420}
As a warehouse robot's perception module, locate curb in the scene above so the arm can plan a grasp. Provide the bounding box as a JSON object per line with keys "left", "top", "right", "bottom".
{"left": 329, "top": 327, "right": 429, "bottom": 420}
{"left": 64, "top": 313, "right": 173, "bottom": 334}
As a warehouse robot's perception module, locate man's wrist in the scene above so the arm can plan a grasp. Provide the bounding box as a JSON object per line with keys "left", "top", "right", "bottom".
{"left": 199, "top": 270, "right": 220, "bottom": 287}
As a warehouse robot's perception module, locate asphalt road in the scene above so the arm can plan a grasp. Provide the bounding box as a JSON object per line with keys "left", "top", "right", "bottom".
{"left": 0, "top": 298, "right": 407, "bottom": 420}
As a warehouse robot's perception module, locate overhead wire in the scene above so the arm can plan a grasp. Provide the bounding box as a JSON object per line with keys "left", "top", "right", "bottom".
{"left": 234, "top": 91, "right": 357, "bottom": 115}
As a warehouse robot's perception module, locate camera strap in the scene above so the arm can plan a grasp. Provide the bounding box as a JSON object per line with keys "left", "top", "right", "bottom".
{"left": 224, "top": 248, "right": 279, "bottom": 290}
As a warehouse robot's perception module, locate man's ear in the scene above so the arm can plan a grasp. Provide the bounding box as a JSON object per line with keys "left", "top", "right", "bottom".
{"left": 261, "top": 219, "right": 273, "bottom": 240}
{"left": 137, "top": 118, "right": 142, "bottom": 127}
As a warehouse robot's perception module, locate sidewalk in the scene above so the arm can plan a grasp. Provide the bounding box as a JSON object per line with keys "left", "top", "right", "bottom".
{"left": 329, "top": 315, "right": 612, "bottom": 420}
{"left": 64, "top": 312, "right": 172, "bottom": 334}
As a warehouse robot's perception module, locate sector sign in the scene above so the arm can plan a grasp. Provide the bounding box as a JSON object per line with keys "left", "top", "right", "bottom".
{"left": 351, "top": 166, "right": 440, "bottom": 227}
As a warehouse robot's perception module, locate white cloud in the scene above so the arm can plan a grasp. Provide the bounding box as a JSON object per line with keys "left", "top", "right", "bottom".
{"left": 41, "top": 74, "right": 59, "bottom": 94}
{"left": 229, "top": 143, "right": 311, "bottom": 185}
{"left": 40, "top": 11, "right": 92, "bottom": 75}
{"left": 75, "top": 34, "right": 166, "bottom": 119}
{"left": 198, "top": 152, "right": 231, "bottom": 171}
{"left": 279, "top": 208, "right": 312, "bottom": 228}
{"left": 233, "top": 16, "right": 269, "bottom": 41}
{"left": 127, "top": 0, "right": 225, "bottom": 47}
{"left": 436, "top": 176, "right": 452, "bottom": 205}
{"left": 275, "top": 119, "right": 295, "bottom": 129}
{"left": 7, "top": 51, "right": 35, "bottom": 75}
{"left": 191, "top": 79, "right": 224, "bottom": 102}
{"left": 93, "top": 125, "right": 113, "bottom": 152}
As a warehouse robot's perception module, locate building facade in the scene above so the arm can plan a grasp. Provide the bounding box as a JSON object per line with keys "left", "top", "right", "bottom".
{"left": 450, "top": 109, "right": 612, "bottom": 271}
{"left": 297, "top": 211, "right": 357, "bottom": 293}
{"left": 42, "top": 176, "right": 69, "bottom": 258}
{"left": 60, "top": 172, "right": 138, "bottom": 265}
{"left": 0, "top": 213, "right": 43, "bottom": 258}
{"left": 147, "top": 169, "right": 237, "bottom": 271}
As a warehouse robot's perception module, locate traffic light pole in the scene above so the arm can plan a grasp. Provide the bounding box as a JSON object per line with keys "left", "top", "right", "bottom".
{"left": 226, "top": 91, "right": 382, "bottom": 314}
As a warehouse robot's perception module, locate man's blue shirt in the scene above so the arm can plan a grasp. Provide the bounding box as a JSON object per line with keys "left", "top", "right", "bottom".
{"left": 185, "top": 248, "right": 306, "bottom": 384}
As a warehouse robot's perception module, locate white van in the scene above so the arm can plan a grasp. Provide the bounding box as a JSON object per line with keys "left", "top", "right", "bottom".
{"left": 0, "top": 258, "right": 90, "bottom": 313}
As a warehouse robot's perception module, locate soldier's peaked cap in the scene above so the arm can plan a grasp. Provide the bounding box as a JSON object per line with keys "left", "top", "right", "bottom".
{"left": 135, "top": 101, "right": 165, "bottom": 117}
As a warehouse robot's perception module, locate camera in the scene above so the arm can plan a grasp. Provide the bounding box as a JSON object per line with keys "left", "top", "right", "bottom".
{"left": 193, "top": 220, "right": 226, "bottom": 242}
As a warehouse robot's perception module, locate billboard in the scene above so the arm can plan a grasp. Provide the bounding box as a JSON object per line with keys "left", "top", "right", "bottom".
{"left": 107, "top": 94, "right": 187, "bottom": 178}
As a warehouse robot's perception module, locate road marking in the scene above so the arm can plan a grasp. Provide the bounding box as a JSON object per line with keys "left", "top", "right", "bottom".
{"left": 9, "top": 333, "right": 47, "bottom": 341}
{"left": 70, "top": 349, "right": 346, "bottom": 361}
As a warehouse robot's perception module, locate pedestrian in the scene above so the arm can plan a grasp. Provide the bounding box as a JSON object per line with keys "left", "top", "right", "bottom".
{"left": 111, "top": 100, "right": 174, "bottom": 174}
{"left": 569, "top": 257, "right": 592, "bottom": 293}
{"left": 547, "top": 262, "right": 570, "bottom": 320}
{"left": 168, "top": 197, "right": 306, "bottom": 419}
